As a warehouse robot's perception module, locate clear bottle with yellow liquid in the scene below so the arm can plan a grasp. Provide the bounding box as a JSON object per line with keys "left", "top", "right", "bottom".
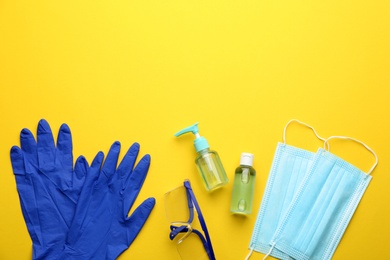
{"left": 175, "top": 122, "right": 229, "bottom": 191}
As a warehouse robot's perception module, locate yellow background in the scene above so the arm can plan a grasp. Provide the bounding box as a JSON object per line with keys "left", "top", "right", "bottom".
{"left": 0, "top": 0, "right": 389, "bottom": 259}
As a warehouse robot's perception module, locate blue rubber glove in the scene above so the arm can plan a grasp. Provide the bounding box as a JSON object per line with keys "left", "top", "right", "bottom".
{"left": 59, "top": 141, "right": 156, "bottom": 259}
{"left": 10, "top": 119, "right": 88, "bottom": 259}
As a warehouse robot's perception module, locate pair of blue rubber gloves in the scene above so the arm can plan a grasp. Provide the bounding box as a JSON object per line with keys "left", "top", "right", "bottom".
{"left": 10, "top": 119, "right": 156, "bottom": 259}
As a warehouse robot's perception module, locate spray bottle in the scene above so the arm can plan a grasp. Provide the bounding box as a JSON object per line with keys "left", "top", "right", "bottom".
{"left": 175, "top": 122, "right": 229, "bottom": 191}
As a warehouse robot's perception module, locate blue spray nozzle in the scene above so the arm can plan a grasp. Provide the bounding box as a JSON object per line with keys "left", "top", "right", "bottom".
{"left": 175, "top": 122, "right": 210, "bottom": 152}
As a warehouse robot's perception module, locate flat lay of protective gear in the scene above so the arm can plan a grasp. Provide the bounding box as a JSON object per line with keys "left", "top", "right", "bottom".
{"left": 9, "top": 119, "right": 377, "bottom": 260}
{"left": 58, "top": 141, "right": 156, "bottom": 259}
{"left": 10, "top": 120, "right": 88, "bottom": 259}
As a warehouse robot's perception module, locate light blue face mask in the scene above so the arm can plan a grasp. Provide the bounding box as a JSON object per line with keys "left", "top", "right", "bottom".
{"left": 269, "top": 136, "right": 378, "bottom": 260}
{"left": 247, "top": 120, "right": 325, "bottom": 260}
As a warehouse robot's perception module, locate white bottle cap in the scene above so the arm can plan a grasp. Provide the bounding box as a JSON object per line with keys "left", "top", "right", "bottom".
{"left": 240, "top": 153, "right": 254, "bottom": 166}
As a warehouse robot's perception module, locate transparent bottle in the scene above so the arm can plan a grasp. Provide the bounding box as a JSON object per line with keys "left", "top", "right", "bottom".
{"left": 196, "top": 148, "right": 229, "bottom": 191}
{"left": 230, "top": 153, "right": 256, "bottom": 214}
{"left": 175, "top": 122, "right": 229, "bottom": 191}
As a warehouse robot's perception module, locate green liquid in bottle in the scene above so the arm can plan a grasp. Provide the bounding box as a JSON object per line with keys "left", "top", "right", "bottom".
{"left": 230, "top": 153, "right": 256, "bottom": 214}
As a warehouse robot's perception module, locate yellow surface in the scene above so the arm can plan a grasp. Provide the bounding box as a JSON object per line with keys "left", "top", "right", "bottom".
{"left": 0, "top": 0, "right": 389, "bottom": 259}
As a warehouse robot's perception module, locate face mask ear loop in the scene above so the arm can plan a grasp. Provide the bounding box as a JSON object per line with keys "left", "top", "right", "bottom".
{"left": 262, "top": 242, "right": 276, "bottom": 260}
{"left": 283, "top": 119, "right": 326, "bottom": 145}
{"left": 324, "top": 136, "right": 378, "bottom": 175}
{"left": 244, "top": 248, "right": 254, "bottom": 260}
{"left": 244, "top": 244, "right": 274, "bottom": 260}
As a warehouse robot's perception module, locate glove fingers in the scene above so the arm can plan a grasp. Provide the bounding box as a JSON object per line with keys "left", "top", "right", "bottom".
{"left": 37, "top": 119, "right": 56, "bottom": 172}
{"left": 20, "top": 128, "right": 37, "bottom": 156}
{"left": 123, "top": 154, "right": 151, "bottom": 214}
{"left": 107, "top": 197, "right": 155, "bottom": 260}
{"left": 57, "top": 123, "right": 73, "bottom": 174}
{"left": 67, "top": 152, "right": 103, "bottom": 244}
{"left": 49, "top": 123, "right": 74, "bottom": 190}
{"left": 112, "top": 143, "right": 140, "bottom": 192}
{"left": 98, "top": 141, "right": 120, "bottom": 185}
{"left": 83, "top": 152, "right": 104, "bottom": 194}
{"left": 125, "top": 197, "right": 156, "bottom": 246}
{"left": 12, "top": 134, "right": 42, "bottom": 244}
{"left": 10, "top": 146, "right": 25, "bottom": 175}
{"left": 117, "top": 143, "right": 140, "bottom": 178}
{"left": 11, "top": 147, "right": 42, "bottom": 245}
{"left": 20, "top": 128, "right": 40, "bottom": 175}
{"left": 73, "top": 155, "right": 88, "bottom": 195}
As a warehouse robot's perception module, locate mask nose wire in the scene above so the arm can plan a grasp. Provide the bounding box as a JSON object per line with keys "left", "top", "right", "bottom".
{"left": 324, "top": 136, "right": 378, "bottom": 175}
{"left": 283, "top": 119, "right": 326, "bottom": 146}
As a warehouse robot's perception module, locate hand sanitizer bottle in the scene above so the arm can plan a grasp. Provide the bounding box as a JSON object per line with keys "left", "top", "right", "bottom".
{"left": 175, "top": 122, "right": 229, "bottom": 191}
{"left": 230, "top": 153, "right": 256, "bottom": 214}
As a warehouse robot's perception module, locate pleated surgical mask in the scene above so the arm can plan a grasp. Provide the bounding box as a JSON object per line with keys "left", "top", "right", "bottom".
{"left": 246, "top": 120, "right": 325, "bottom": 260}
{"left": 269, "top": 136, "right": 378, "bottom": 260}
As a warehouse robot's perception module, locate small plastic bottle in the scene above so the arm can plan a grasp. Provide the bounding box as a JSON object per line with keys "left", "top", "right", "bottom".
{"left": 230, "top": 153, "right": 256, "bottom": 214}
{"left": 175, "top": 122, "right": 229, "bottom": 191}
